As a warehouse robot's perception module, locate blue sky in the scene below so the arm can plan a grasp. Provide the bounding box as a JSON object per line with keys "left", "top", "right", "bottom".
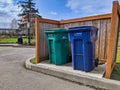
{"left": 0, "top": 0, "right": 119, "bottom": 28}
{"left": 35, "top": 0, "right": 114, "bottom": 20}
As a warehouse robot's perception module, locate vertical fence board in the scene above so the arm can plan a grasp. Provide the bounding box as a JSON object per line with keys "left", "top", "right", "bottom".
{"left": 92, "top": 20, "right": 100, "bottom": 59}
{"left": 60, "top": 18, "right": 111, "bottom": 61}
{"left": 35, "top": 2, "right": 119, "bottom": 79}
{"left": 105, "top": 1, "right": 120, "bottom": 78}
{"left": 35, "top": 18, "right": 40, "bottom": 63}
{"left": 39, "top": 22, "right": 59, "bottom": 59}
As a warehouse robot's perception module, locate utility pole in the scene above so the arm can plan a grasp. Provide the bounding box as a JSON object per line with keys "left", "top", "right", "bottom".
{"left": 27, "top": 0, "right": 31, "bottom": 45}
{"left": 27, "top": 13, "right": 31, "bottom": 45}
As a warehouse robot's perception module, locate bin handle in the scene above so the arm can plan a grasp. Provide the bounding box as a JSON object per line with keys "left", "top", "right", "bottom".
{"left": 61, "top": 36, "right": 67, "bottom": 39}
{"left": 74, "top": 32, "right": 82, "bottom": 36}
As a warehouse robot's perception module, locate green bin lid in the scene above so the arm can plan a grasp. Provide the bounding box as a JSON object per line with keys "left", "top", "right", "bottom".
{"left": 44, "top": 28, "right": 67, "bottom": 33}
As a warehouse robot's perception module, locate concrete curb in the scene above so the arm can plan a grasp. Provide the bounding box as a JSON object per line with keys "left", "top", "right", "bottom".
{"left": 25, "top": 57, "right": 37, "bottom": 69}
{"left": 25, "top": 58, "right": 120, "bottom": 90}
{"left": 0, "top": 44, "right": 18, "bottom": 47}
{"left": 0, "top": 44, "right": 35, "bottom": 48}
{"left": 13, "top": 45, "right": 35, "bottom": 48}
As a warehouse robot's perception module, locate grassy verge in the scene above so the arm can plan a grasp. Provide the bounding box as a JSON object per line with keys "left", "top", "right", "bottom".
{"left": 116, "top": 47, "right": 120, "bottom": 63}
{"left": 111, "top": 63, "right": 120, "bottom": 80}
{"left": 30, "top": 57, "right": 36, "bottom": 64}
{"left": 111, "top": 35, "right": 120, "bottom": 81}
{"left": 0, "top": 37, "right": 35, "bottom": 44}
{"left": 0, "top": 38, "right": 18, "bottom": 43}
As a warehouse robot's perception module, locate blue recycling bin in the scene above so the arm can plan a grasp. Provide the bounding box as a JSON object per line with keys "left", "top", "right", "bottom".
{"left": 68, "top": 26, "right": 98, "bottom": 72}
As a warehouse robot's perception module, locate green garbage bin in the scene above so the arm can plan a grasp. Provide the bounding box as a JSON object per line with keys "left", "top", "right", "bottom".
{"left": 44, "top": 28, "right": 68, "bottom": 65}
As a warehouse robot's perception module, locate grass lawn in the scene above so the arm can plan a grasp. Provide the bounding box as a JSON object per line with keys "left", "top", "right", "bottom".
{"left": 116, "top": 47, "right": 120, "bottom": 63}
{"left": 30, "top": 57, "right": 36, "bottom": 64}
{"left": 0, "top": 38, "right": 18, "bottom": 43}
{"left": 0, "top": 37, "right": 35, "bottom": 44}
{"left": 111, "top": 35, "right": 120, "bottom": 81}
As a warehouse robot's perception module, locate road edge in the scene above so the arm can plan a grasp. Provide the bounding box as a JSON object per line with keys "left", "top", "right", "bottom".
{"left": 25, "top": 58, "right": 120, "bottom": 90}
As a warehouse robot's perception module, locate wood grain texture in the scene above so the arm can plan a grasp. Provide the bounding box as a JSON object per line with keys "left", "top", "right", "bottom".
{"left": 60, "top": 19, "right": 111, "bottom": 61}
{"left": 39, "top": 23, "right": 59, "bottom": 60}
{"left": 38, "top": 18, "right": 60, "bottom": 24}
{"left": 35, "top": 2, "right": 119, "bottom": 79}
{"left": 35, "top": 18, "right": 40, "bottom": 63}
{"left": 60, "top": 14, "right": 111, "bottom": 24}
{"left": 105, "top": 1, "right": 120, "bottom": 78}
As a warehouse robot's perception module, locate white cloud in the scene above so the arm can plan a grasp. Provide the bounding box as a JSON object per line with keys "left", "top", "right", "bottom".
{"left": 66, "top": 0, "right": 81, "bottom": 12}
{"left": 66, "top": 0, "right": 114, "bottom": 15}
{"left": 0, "top": 0, "right": 13, "bottom": 4}
{"left": 0, "top": 0, "right": 19, "bottom": 28}
{"left": 50, "top": 11, "right": 57, "bottom": 15}
{"left": 81, "top": 5, "right": 93, "bottom": 13}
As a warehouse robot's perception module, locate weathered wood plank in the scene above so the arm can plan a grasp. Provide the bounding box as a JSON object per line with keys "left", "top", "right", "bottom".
{"left": 39, "top": 23, "right": 59, "bottom": 60}
{"left": 105, "top": 1, "right": 119, "bottom": 78}
{"left": 92, "top": 20, "right": 100, "bottom": 59}
{"left": 60, "top": 14, "right": 111, "bottom": 24}
{"left": 35, "top": 18, "right": 40, "bottom": 63}
{"left": 38, "top": 18, "right": 60, "bottom": 24}
{"left": 60, "top": 19, "right": 111, "bottom": 62}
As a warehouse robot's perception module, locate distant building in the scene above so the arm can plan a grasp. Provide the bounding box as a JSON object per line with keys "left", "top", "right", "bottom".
{"left": 0, "top": 19, "right": 18, "bottom": 35}
{"left": 0, "top": 28, "right": 18, "bottom": 35}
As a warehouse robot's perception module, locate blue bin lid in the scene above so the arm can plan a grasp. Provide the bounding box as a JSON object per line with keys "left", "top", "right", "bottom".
{"left": 68, "top": 26, "right": 98, "bottom": 32}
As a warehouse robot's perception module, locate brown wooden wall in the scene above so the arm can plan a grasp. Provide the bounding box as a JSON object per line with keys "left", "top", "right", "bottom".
{"left": 39, "top": 22, "right": 59, "bottom": 59}
{"left": 35, "top": 1, "right": 120, "bottom": 79}
{"left": 36, "top": 14, "right": 112, "bottom": 62}
{"left": 60, "top": 16, "right": 111, "bottom": 61}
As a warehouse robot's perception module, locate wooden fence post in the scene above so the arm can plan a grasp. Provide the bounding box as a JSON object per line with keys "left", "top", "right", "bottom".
{"left": 105, "top": 1, "right": 119, "bottom": 78}
{"left": 35, "top": 17, "right": 40, "bottom": 63}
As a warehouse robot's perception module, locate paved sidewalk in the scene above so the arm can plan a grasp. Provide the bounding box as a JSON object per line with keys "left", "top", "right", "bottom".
{"left": 0, "top": 43, "right": 19, "bottom": 46}
{"left": 0, "top": 44, "right": 35, "bottom": 48}
{"left": 26, "top": 59, "right": 120, "bottom": 90}
{"left": 0, "top": 47, "right": 96, "bottom": 90}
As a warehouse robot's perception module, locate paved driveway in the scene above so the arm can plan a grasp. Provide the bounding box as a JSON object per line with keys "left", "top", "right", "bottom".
{"left": 0, "top": 47, "right": 95, "bottom": 90}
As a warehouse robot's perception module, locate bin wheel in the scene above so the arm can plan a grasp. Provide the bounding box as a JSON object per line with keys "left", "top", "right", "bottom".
{"left": 95, "top": 58, "right": 99, "bottom": 67}
{"left": 67, "top": 55, "right": 72, "bottom": 63}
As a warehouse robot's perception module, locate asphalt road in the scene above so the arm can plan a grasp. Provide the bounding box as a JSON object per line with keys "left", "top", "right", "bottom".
{"left": 0, "top": 47, "right": 96, "bottom": 90}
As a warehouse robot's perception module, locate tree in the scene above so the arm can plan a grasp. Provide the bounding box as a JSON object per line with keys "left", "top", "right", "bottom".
{"left": 18, "top": 0, "right": 39, "bottom": 44}
{"left": 10, "top": 18, "right": 18, "bottom": 29}
{"left": 10, "top": 18, "right": 18, "bottom": 36}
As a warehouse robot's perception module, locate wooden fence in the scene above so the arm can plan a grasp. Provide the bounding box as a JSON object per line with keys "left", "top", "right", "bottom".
{"left": 35, "top": 18, "right": 59, "bottom": 63}
{"left": 105, "top": 1, "right": 120, "bottom": 78}
{"left": 60, "top": 14, "right": 111, "bottom": 62}
{"left": 35, "top": 14, "right": 111, "bottom": 62}
{"left": 35, "top": 1, "right": 120, "bottom": 78}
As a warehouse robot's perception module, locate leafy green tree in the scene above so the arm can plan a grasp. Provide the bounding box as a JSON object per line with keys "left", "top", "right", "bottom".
{"left": 18, "top": 0, "right": 39, "bottom": 44}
